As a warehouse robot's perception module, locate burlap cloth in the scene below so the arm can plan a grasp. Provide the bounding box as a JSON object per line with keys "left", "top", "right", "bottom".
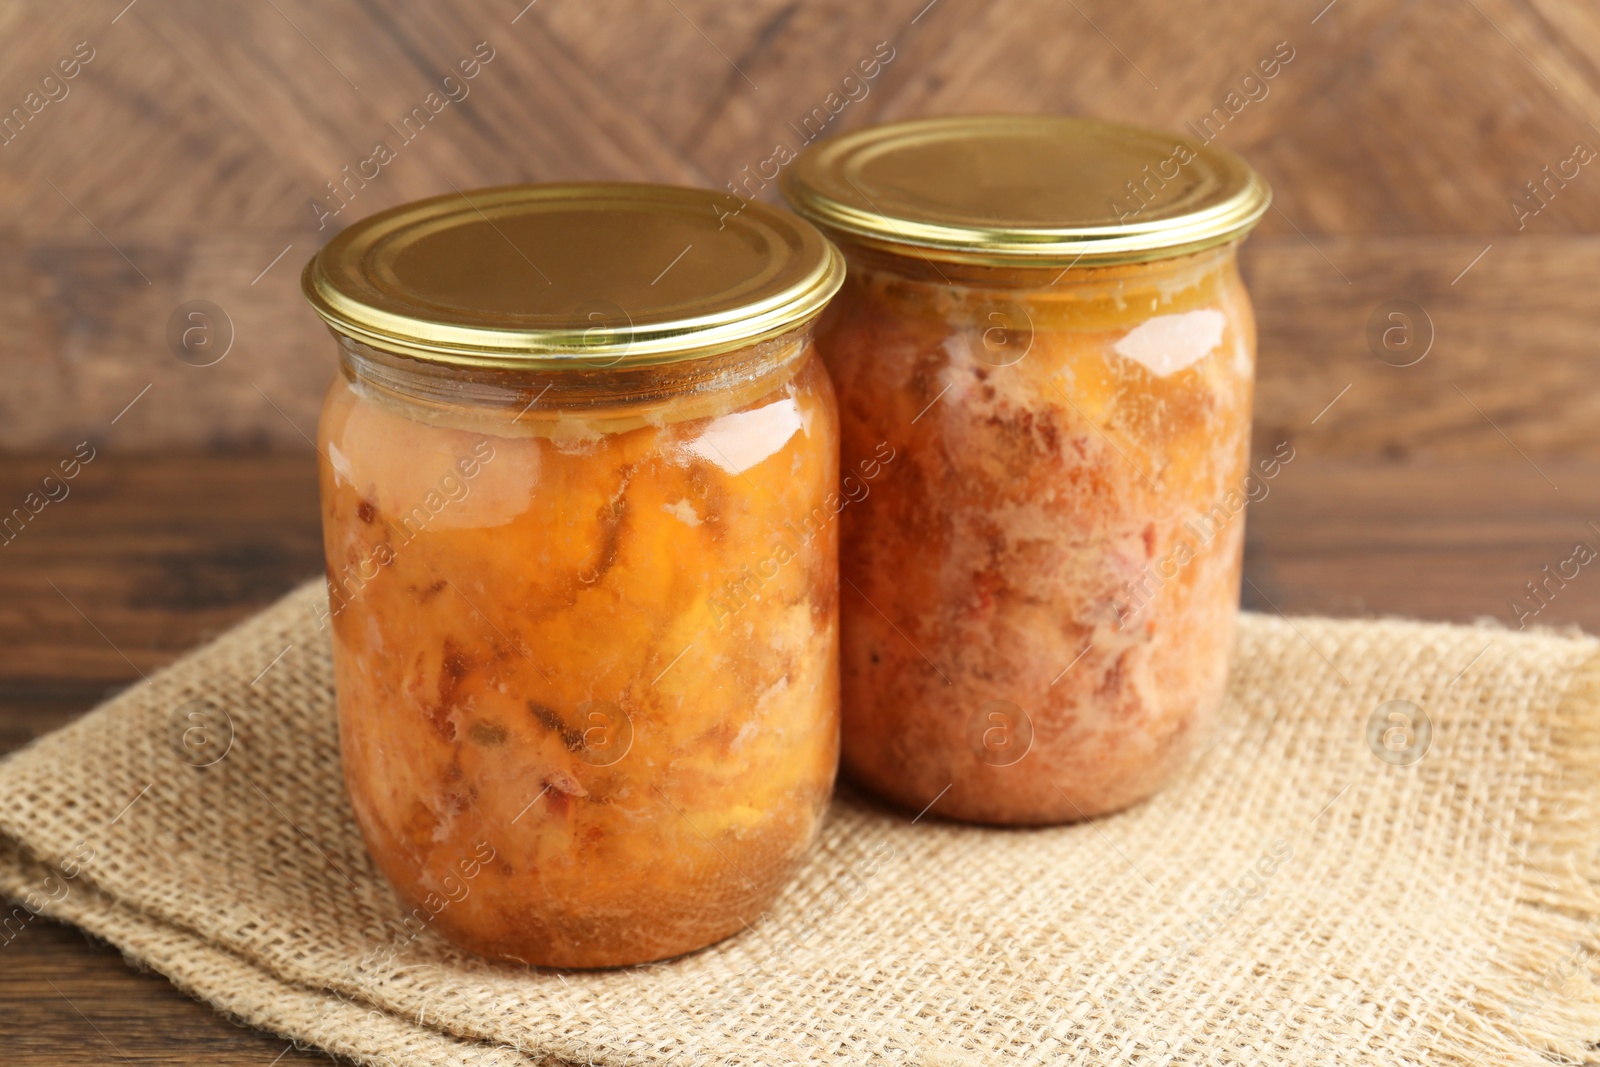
{"left": 4, "top": 581, "right": 1600, "bottom": 1065}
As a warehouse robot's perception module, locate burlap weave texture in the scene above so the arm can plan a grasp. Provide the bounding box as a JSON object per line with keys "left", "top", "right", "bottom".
{"left": 3, "top": 581, "right": 1599, "bottom": 1066}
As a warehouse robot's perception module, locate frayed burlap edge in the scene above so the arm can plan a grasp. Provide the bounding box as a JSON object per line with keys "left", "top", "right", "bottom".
{"left": 1424, "top": 648, "right": 1600, "bottom": 1065}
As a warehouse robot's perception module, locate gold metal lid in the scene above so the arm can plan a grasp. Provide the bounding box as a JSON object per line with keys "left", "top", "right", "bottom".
{"left": 780, "top": 115, "right": 1271, "bottom": 267}
{"left": 302, "top": 183, "right": 844, "bottom": 368}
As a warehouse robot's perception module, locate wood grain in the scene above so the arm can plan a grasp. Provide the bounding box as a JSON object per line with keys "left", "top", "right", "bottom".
{"left": 3, "top": 0, "right": 1600, "bottom": 450}
{"left": 0, "top": 921, "right": 328, "bottom": 1066}
{"left": 1245, "top": 236, "right": 1600, "bottom": 459}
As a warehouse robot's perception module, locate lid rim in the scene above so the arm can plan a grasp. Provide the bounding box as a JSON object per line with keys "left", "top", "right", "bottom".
{"left": 779, "top": 114, "right": 1272, "bottom": 267}
{"left": 311, "top": 307, "right": 832, "bottom": 370}
{"left": 301, "top": 182, "right": 845, "bottom": 370}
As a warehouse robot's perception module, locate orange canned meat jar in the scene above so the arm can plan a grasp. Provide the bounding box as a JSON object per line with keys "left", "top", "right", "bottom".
{"left": 782, "top": 116, "right": 1271, "bottom": 825}
{"left": 301, "top": 184, "right": 845, "bottom": 967}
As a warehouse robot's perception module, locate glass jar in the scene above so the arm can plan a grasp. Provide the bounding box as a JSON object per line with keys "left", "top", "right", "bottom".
{"left": 782, "top": 116, "right": 1270, "bottom": 825}
{"left": 301, "top": 184, "right": 844, "bottom": 967}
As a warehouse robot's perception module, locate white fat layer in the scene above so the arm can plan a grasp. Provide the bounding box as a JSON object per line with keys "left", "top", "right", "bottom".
{"left": 662, "top": 499, "right": 702, "bottom": 527}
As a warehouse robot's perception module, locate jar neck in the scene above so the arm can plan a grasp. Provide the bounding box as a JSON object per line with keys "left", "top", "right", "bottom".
{"left": 829, "top": 235, "right": 1240, "bottom": 295}
{"left": 335, "top": 326, "right": 814, "bottom": 430}
{"left": 825, "top": 238, "right": 1243, "bottom": 337}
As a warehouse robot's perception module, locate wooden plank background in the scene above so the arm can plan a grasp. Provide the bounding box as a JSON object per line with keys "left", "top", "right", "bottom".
{"left": 4, "top": 0, "right": 1600, "bottom": 1063}
{"left": 0, "top": 0, "right": 1597, "bottom": 457}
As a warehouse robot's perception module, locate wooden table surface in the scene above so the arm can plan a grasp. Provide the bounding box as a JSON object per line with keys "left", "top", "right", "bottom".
{"left": 6, "top": 0, "right": 1600, "bottom": 1061}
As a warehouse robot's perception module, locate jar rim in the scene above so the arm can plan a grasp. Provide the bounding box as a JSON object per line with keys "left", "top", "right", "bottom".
{"left": 780, "top": 114, "right": 1271, "bottom": 268}
{"left": 302, "top": 183, "right": 845, "bottom": 370}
